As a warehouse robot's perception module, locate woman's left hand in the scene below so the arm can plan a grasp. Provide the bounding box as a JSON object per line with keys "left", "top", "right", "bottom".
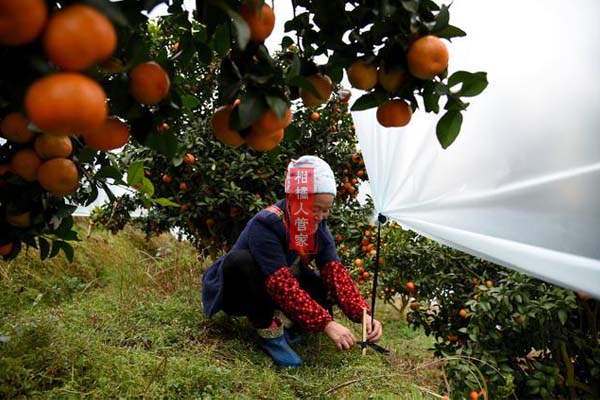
{"left": 364, "top": 316, "right": 383, "bottom": 342}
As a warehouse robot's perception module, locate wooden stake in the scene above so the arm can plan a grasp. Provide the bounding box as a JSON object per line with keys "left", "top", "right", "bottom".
{"left": 362, "top": 307, "right": 367, "bottom": 356}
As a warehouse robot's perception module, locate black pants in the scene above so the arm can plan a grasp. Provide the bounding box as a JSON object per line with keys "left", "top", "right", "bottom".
{"left": 221, "top": 250, "right": 332, "bottom": 329}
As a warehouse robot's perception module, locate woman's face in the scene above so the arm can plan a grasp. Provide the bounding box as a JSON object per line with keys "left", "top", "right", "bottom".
{"left": 313, "top": 193, "right": 334, "bottom": 231}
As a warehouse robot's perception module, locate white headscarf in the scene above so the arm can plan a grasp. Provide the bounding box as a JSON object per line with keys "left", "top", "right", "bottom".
{"left": 285, "top": 155, "right": 336, "bottom": 196}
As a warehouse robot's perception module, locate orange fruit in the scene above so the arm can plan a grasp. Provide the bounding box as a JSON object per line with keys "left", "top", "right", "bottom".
{"left": 129, "top": 62, "right": 171, "bottom": 105}
{"left": 407, "top": 35, "right": 449, "bottom": 80}
{"left": 362, "top": 271, "right": 370, "bottom": 279}
{"left": 378, "top": 66, "right": 408, "bottom": 93}
{"left": 34, "top": 134, "right": 72, "bottom": 159}
{"left": 485, "top": 280, "right": 494, "bottom": 288}
{"left": 310, "top": 112, "right": 320, "bottom": 121}
{"left": 0, "top": 164, "right": 12, "bottom": 176}
{"left": 254, "top": 108, "right": 292, "bottom": 132}
{"left": 183, "top": 153, "right": 196, "bottom": 164}
{"left": 469, "top": 391, "right": 480, "bottom": 400}
{"left": 162, "top": 174, "right": 172, "bottom": 183}
{"left": 376, "top": 99, "right": 412, "bottom": 127}
{"left": 459, "top": 309, "right": 468, "bottom": 319}
{"left": 11, "top": 148, "right": 42, "bottom": 181}
{"left": 157, "top": 122, "right": 170, "bottom": 132}
{"left": 82, "top": 118, "right": 130, "bottom": 151}
{"left": 246, "top": 127, "right": 284, "bottom": 152}
{"left": 0, "top": 0, "right": 47, "bottom": 46}
{"left": 37, "top": 158, "right": 79, "bottom": 197}
{"left": 347, "top": 60, "right": 378, "bottom": 90}
{"left": 300, "top": 74, "right": 333, "bottom": 107}
{"left": 179, "top": 182, "right": 188, "bottom": 191}
{"left": 406, "top": 281, "right": 416, "bottom": 291}
{"left": 0, "top": 112, "right": 36, "bottom": 143}
{"left": 211, "top": 105, "right": 245, "bottom": 147}
{"left": 25, "top": 73, "right": 107, "bottom": 136}
{"left": 6, "top": 211, "right": 31, "bottom": 228}
{"left": 447, "top": 334, "right": 458, "bottom": 342}
{"left": 578, "top": 292, "right": 590, "bottom": 301}
{"left": 0, "top": 242, "right": 13, "bottom": 256}
{"left": 180, "top": 204, "right": 190, "bottom": 212}
{"left": 239, "top": 1, "right": 275, "bottom": 42}
{"left": 354, "top": 258, "right": 363, "bottom": 267}
{"left": 205, "top": 218, "right": 215, "bottom": 228}
{"left": 43, "top": 4, "right": 117, "bottom": 71}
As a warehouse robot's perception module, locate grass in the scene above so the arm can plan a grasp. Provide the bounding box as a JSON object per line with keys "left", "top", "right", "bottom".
{"left": 0, "top": 221, "right": 444, "bottom": 399}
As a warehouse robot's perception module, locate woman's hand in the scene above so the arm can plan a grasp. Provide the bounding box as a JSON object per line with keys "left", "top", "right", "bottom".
{"left": 323, "top": 321, "right": 356, "bottom": 350}
{"left": 364, "top": 315, "right": 383, "bottom": 342}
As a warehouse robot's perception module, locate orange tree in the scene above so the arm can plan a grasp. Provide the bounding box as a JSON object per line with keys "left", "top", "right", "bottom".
{"left": 1, "top": 0, "right": 485, "bottom": 261}
{"left": 374, "top": 226, "right": 600, "bottom": 399}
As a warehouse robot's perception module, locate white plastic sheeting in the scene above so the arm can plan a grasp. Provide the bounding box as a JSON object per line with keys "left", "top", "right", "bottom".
{"left": 352, "top": 0, "right": 600, "bottom": 298}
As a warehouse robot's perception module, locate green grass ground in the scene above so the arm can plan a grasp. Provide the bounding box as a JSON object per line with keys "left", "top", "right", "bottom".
{"left": 0, "top": 222, "right": 444, "bottom": 399}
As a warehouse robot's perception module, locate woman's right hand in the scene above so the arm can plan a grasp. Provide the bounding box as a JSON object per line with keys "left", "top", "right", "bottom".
{"left": 323, "top": 321, "right": 356, "bottom": 350}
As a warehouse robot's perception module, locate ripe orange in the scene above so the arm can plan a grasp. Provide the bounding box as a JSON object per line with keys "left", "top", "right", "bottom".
{"left": 337, "top": 88, "right": 352, "bottom": 103}
{"left": 406, "top": 281, "right": 416, "bottom": 291}
{"left": 82, "top": 118, "right": 130, "bottom": 151}
{"left": 354, "top": 258, "right": 363, "bottom": 268}
{"left": 485, "top": 280, "right": 494, "bottom": 288}
{"left": 0, "top": 242, "right": 13, "bottom": 256}
{"left": 11, "top": 148, "right": 42, "bottom": 181}
{"left": 211, "top": 105, "right": 245, "bottom": 147}
{"left": 6, "top": 211, "right": 31, "bottom": 228}
{"left": 469, "top": 391, "right": 480, "bottom": 400}
{"left": 0, "top": 112, "right": 36, "bottom": 143}
{"left": 25, "top": 73, "right": 107, "bottom": 135}
{"left": 378, "top": 66, "right": 408, "bottom": 93}
{"left": 246, "top": 127, "right": 284, "bottom": 152}
{"left": 205, "top": 218, "right": 216, "bottom": 228}
{"left": 34, "top": 134, "right": 73, "bottom": 159}
{"left": 162, "top": 174, "right": 172, "bottom": 183}
{"left": 347, "top": 60, "right": 378, "bottom": 90}
{"left": 578, "top": 292, "right": 590, "bottom": 301}
{"left": 183, "top": 153, "right": 196, "bottom": 164}
{"left": 180, "top": 204, "right": 190, "bottom": 212}
{"left": 376, "top": 99, "right": 412, "bottom": 127}
{"left": 310, "top": 112, "right": 320, "bottom": 121}
{"left": 239, "top": 1, "right": 275, "bottom": 42}
{"left": 459, "top": 309, "right": 468, "bottom": 319}
{"left": 179, "top": 182, "right": 188, "bottom": 191}
{"left": 43, "top": 4, "right": 117, "bottom": 71}
{"left": 362, "top": 271, "right": 370, "bottom": 279}
{"left": 0, "top": 0, "right": 47, "bottom": 46}
{"left": 254, "top": 108, "right": 292, "bottom": 132}
{"left": 407, "top": 35, "right": 449, "bottom": 80}
{"left": 37, "top": 158, "right": 79, "bottom": 197}
{"left": 447, "top": 334, "right": 458, "bottom": 342}
{"left": 158, "top": 122, "right": 170, "bottom": 132}
{"left": 129, "top": 62, "right": 171, "bottom": 105}
{"left": 300, "top": 74, "right": 333, "bottom": 107}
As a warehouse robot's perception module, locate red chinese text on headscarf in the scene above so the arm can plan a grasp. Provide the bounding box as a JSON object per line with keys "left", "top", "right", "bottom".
{"left": 285, "top": 162, "right": 317, "bottom": 254}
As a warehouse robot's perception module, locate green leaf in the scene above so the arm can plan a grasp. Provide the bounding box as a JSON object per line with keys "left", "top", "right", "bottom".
{"left": 350, "top": 91, "right": 388, "bottom": 111}
{"left": 436, "top": 24, "right": 467, "bottom": 40}
{"left": 127, "top": 161, "right": 145, "bottom": 186}
{"left": 212, "top": 23, "right": 231, "bottom": 56}
{"left": 431, "top": 5, "right": 450, "bottom": 33}
{"left": 212, "top": 1, "right": 250, "bottom": 50}
{"left": 59, "top": 241, "right": 74, "bottom": 263}
{"left": 233, "top": 91, "right": 267, "bottom": 130}
{"left": 422, "top": 82, "right": 441, "bottom": 113}
{"left": 95, "top": 165, "right": 123, "bottom": 180}
{"left": 265, "top": 95, "right": 288, "bottom": 120}
{"left": 182, "top": 95, "right": 201, "bottom": 110}
{"left": 39, "top": 237, "right": 50, "bottom": 260}
{"left": 558, "top": 309, "right": 567, "bottom": 325}
{"left": 146, "top": 131, "right": 180, "bottom": 159}
{"left": 448, "top": 71, "right": 488, "bottom": 97}
{"left": 436, "top": 111, "right": 463, "bottom": 149}
{"left": 152, "top": 197, "right": 180, "bottom": 207}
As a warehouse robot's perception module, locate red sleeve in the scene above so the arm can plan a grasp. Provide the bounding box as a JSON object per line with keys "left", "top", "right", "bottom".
{"left": 265, "top": 267, "right": 333, "bottom": 331}
{"left": 321, "top": 260, "right": 370, "bottom": 323}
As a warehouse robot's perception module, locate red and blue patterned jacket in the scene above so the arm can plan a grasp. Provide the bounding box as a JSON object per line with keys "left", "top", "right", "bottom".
{"left": 202, "top": 199, "right": 370, "bottom": 331}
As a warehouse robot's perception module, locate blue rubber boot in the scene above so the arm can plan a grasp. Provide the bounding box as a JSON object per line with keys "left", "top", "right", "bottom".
{"left": 284, "top": 329, "right": 303, "bottom": 346}
{"left": 257, "top": 322, "right": 302, "bottom": 367}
